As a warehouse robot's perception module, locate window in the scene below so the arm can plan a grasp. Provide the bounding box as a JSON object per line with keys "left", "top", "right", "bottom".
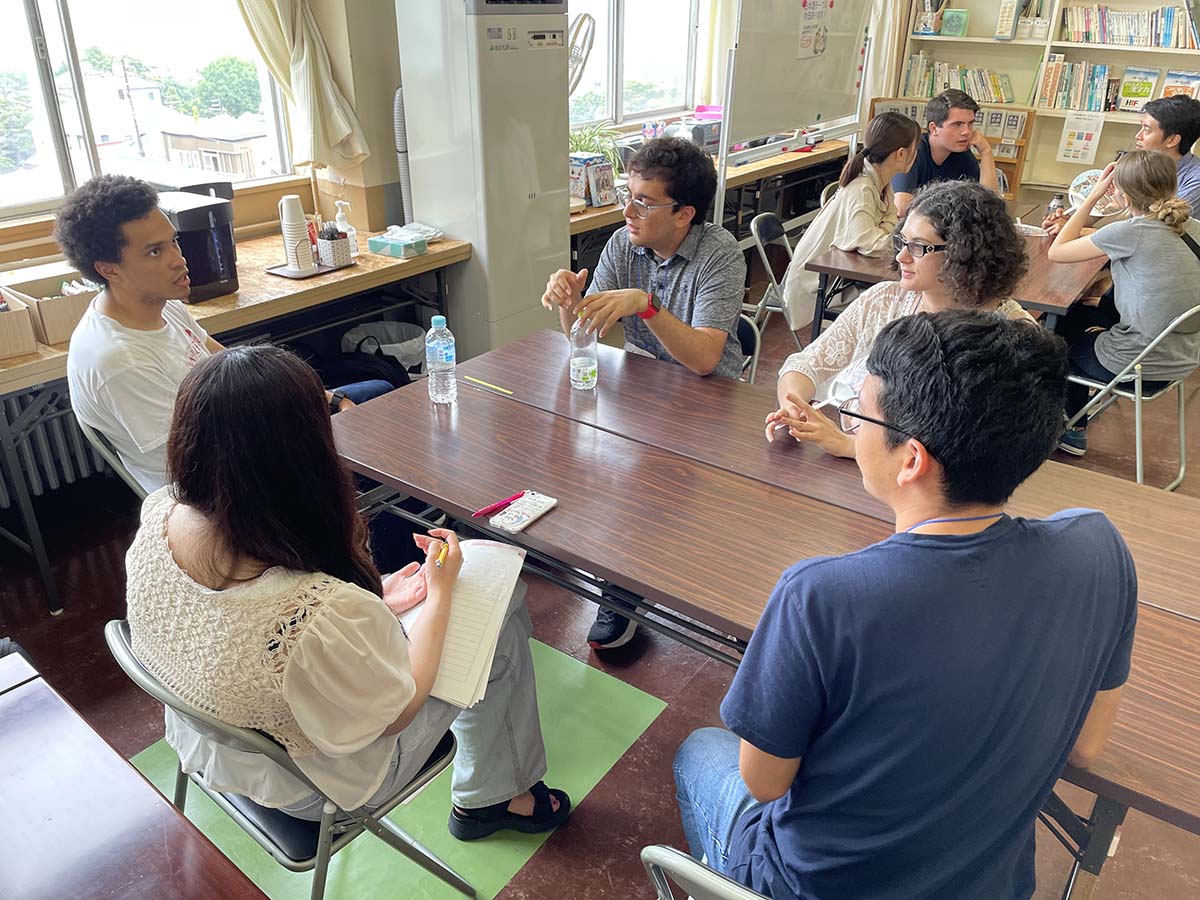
{"left": 1, "top": 0, "right": 291, "bottom": 220}
{"left": 568, "top": 0, "right": 698, "bottom": 126}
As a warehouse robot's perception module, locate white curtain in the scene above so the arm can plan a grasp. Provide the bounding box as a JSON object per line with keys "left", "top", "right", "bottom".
{"left": 860, "top": 0, "right": 907, "bottom": 123}
{"left": 694, "top": 0, "right": 740, "bottom": 107}
{"left": 236, "top": 0, "right": 369, "bottom": 168}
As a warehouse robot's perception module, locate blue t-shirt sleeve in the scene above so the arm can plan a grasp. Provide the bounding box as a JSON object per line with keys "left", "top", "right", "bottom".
{"left": 892, "top": 167, "right": 920, "bottom": 196}
{"left": 1099, "top": 532, "right": 1138, "bottom": 691}
{"left": 721, "top": 566, "right": 828, "bottom": 759}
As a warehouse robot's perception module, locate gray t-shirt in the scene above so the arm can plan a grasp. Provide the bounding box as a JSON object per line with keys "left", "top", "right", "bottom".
{"left": 588, "top": 222, "right": 747, "bottom": 379}
{"left": 1092, "top": 216, "right": 1200, "bottom": 380}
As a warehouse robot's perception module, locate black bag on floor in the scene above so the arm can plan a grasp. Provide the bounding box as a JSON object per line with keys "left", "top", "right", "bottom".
{"left": 290, "top": 339, "right": 411, "bottom": 390}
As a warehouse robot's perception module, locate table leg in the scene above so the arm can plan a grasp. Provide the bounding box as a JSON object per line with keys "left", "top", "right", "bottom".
{"left": 1055, "top": 795, "right": 1128, "bottom": 900}
{"left": 1044, "top": 312, "right": 1059, "bottom": 332}
{"left": 0, "top": 399, "right": 62, "bottom": 615}
{"left": 435, "top": 267, "right": 447, "bottom": 318}
{"left": 812, "top": 272, "right": 830, "bottom": 343}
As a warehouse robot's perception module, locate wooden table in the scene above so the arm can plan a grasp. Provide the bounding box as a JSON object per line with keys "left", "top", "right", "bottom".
{"left": 458, "top": 331, "right": 1200, "bottom": 624}
{"left": 804, "top": 234, "right": 1108, "bottom": 340}
{"left": 0, "top": 234, "right": 471, "bottom": 615}
{"left": 335, "top": 339, "right": 1200, "bottom": 899}
{"left": 0, "top": 654, "right": 268, "bottom": 900}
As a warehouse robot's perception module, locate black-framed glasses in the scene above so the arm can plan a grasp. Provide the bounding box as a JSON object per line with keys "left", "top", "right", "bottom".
{"left": 837, "top": 396, "right": 921, "bottom": 440}
{"left": 617, "top": 186, "right": 679, "bottom": 219}
{"left": 891, "top": 234, "right": 947, "bottom": 258}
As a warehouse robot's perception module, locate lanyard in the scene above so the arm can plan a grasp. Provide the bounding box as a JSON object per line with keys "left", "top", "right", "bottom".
{"left": 904, "top": 513, "right": 1005, "bottom": 534}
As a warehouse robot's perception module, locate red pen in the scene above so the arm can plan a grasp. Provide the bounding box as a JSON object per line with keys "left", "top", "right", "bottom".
{"left": 471, "top": 490, "right": 526, "bottom": 518}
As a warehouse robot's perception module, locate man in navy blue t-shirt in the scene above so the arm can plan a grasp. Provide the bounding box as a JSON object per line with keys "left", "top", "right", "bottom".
{"left": 892, "top": 89, "right": 999, "bottom": 216}
{"left": 674, "top": 311, "right": 1137, "bottom": 900}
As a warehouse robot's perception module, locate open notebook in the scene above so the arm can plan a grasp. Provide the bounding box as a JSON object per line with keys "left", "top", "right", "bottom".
{"left": 399, "top": 540, "right": 526, "bottom": 709}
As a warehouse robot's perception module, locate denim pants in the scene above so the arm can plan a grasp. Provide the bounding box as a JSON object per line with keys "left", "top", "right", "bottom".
{"left": 284, "top": 580, "right": 548, "bottom": 818}
{"left": 673, "top": 727, "right": 765, "bottom": 873}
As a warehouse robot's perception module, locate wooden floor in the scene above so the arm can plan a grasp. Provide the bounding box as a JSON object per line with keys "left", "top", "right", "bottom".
{"left": 1, "top": 305, "right": 1198, "bottom": 899}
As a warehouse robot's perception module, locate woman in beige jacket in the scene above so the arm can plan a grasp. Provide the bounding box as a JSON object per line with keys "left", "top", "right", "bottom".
{"left": 781, "top": 112, "right": 922, "bottom": 328}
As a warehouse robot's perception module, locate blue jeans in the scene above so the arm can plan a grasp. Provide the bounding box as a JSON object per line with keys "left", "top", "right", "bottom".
{"left": 674, "top": 727, "right": 765, "bottom": 873}
{"left": 336, "top": 379, "right": 393, "bottom": 406}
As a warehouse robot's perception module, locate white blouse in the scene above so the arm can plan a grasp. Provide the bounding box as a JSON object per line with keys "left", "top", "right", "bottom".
{"left": 126, "top": 488, "right": 416, "bottom": 811}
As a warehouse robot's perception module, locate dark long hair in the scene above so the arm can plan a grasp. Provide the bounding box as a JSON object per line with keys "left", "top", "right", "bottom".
{"left": 167, "top": 344, "right": 382, "bottom": 595}
{"left": 839, "top": 111, "right": 921, "bottom": 188}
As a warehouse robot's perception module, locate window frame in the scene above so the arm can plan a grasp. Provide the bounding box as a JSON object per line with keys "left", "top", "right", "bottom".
{"left": 2, "top": 0, "right": 293, "bottom": 223}
{"left": 570, "top": 0, "right": 700, "bottom": 129}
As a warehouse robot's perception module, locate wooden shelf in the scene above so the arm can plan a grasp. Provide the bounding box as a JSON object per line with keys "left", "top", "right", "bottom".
{"left": 1050, "top": 41, "right": 1200, "bottom": 56}
{"left": 911, "top": 34, "right": 1046, "bottom": 46}
{"left": 1035, "top": 108, "right": 1143, "bottom": 124}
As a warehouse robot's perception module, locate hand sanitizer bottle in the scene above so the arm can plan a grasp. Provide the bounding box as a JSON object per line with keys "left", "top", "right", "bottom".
{"left": 334, "top": 201, "right": 359, "bottom": 258}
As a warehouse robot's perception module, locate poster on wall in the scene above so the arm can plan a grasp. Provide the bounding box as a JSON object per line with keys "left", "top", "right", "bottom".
{"left": 1056, "top": 111, "right": 1105, "bottom": 165}
{"left": 797, "top": 0, "right": 833, "bottom": 59}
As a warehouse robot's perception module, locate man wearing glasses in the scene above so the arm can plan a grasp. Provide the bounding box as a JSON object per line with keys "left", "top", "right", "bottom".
{"left": 541, "top": 137, "right": 746, "bottom": 381}
{"left": 676, "top": 311, "right": 1135, "bottom": 900}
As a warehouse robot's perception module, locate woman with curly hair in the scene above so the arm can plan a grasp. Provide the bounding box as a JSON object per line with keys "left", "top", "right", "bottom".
{"left": 765, "top": 180, "right": 1033, "bottom": 458}
{"left": 1048, "top": 150, "right": 1200, "bottom": 457}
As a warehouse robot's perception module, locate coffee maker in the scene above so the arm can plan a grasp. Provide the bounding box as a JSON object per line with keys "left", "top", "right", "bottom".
{"left": 157, "top": 182, "right": 238, "bottom": 303}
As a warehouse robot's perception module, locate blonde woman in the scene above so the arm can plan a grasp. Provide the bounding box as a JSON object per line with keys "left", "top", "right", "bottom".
{"left": 781, "top": 112, "right": 921, "bottom": 328}
{"left": 1049, "top": 150, "right": 1200, "bottom": 456}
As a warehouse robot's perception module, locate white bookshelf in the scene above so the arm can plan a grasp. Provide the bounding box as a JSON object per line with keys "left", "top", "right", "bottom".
{"left": 897, "top": 0, "right": 1200, "bottom": 202}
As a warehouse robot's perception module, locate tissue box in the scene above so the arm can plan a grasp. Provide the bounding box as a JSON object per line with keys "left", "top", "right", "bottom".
{"left": 569, "top": 151, "right": 604, "bottom": 205}
{"left": 0, "top": 290, "right": 39, "bottom": 360}
{"left": 367, "top": 234, "right": 428, "bottom": 258}
{"left": 1, "top": 275, "right": 96, "bottom": 345}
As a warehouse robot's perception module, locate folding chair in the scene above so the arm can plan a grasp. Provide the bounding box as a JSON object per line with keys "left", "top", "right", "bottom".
{"left": 642, "top": 845, "right": 768, "bottom": 900}
{"left": 104, "top": 620, "right": 475, "bottom": 900}
{"left": 736, "top": 314, "right": 762, "bottom": 384}
{"left": 747, "top": 212, "right": 802, "bottom": 351}
{"left": 77, "top": 420, "right": 148, "bottom": 500}
{"left": 1064, "top": 303, "right": 1200, "bottom": 491}
{"left": 819, "top": 181, "right": 839, "bottom": 209}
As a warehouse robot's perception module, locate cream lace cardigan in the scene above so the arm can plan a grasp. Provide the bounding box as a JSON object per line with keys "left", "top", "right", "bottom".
{"left": 779, "top": 281, "right": 1034, "bottom": 405}
{"left": 126, "top": 487, "right": 417, "bottom": 810}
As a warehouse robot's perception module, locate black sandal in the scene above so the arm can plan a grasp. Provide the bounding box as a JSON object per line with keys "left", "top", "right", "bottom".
{"left": 447, "top": 781, "right": 572, "bottom": 841}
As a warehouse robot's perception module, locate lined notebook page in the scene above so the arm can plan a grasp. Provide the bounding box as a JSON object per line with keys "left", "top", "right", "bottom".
{"left": 399, "top": 540, "right": 525, "bottom": 708}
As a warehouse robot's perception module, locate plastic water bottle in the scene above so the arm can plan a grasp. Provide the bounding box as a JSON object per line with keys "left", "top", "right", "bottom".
{"left": 1047, "top": 193, "right": 1065, "bottom": 218}
{"left": 569, "top": 318, "right": 598, "bottom": 391}
{"left": 425, "top": 315, "right": 457, "bottom": 405}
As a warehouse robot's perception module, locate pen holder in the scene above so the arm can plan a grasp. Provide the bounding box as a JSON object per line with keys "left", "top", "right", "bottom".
{"left": 317, "top": 236, "right": 352, "bottom": 268}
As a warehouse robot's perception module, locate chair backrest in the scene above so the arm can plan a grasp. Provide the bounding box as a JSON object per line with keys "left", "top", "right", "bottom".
{"left": 819, "top": 181, "right": 839, "bottom": 209}
{"left": 642, "top": 845, "right": 768, "bottom": 900}
{"left": 749, "top": 212, "right": 792, "bottom": 295}
{"left": 736, "top": 314, "right": 761, "bottom": 383}
{"left": 103, "top": 620, "right": 317, "bottom": 791}
{"left": 77, "top": 420, "right": 148, "bottom": 500}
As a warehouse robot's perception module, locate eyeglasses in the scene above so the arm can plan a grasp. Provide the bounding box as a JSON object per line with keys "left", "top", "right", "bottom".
{"left": 836, "top": 396, "right": 921, "bottom": 441}
{"left": 892, "top": 234, "right": 947, "bottom": 259}
{"left": 617, "top": 186, "right": 679, "bottom": 219}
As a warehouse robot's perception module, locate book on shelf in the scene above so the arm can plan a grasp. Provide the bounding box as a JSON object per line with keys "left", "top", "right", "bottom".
{"left": 1059, "top": 4, "right": 1198, "bottom": 49}
{"left": 1162, "top": 68, "right": 1200, "bottom": 98}
{"left": 1037, "top": 54, "right": 1111, "bottom": 111}
{"left": 985, "top": 108, "right": 1007, "bottom": 137}
{"left": 900, "top": 51, "right": 1016, "bottom": 102}
{"left": 1118, "top": 65, "right": 1162, "bottom": 111}
{"left": 1001, "top": 111, "right": 1028, "bottom": 140}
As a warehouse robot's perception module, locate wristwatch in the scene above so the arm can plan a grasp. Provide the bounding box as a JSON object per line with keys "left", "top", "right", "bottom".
{"left": 328, "top": 388, "right": 348, "bottom": 414}
{"left": 636, "top": 291, "right": 661, "bottom": 320}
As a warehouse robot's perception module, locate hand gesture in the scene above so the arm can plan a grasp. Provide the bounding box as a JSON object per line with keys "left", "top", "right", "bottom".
{"left": 413, "top": 529, "right": 463, "bottom": 596}
{"left": 381, "top": 561, "right": 427, "bottom": 617}
{"left": 769, "top": 393, "right": 856, "bottom": 458}
{"left": 764, "top": 395, "right": 806, "bottom": 443}
{"left": 968, "top": 130, "right": 993, "bottom": 157}
{"left": 542, "top": 268, "right": 588, "bottom": 311}
{"left": 577, "top": 289, "right": 647, "bottom": 338}
{"left": 1040, "top": 209, "right": 1067, "bottom": 236}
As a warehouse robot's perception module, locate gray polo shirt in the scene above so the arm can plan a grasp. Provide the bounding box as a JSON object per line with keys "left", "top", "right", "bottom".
{"left": 588, "top": 222, "right": 747, "bottom": 379}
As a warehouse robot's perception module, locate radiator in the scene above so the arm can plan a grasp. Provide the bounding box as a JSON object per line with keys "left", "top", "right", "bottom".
{"left": 0, "top": 390, "right": 110, "bottom": 510}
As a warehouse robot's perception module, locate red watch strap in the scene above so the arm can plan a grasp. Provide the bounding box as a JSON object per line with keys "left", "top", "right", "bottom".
{"left": 636, "top": 292, "right": 658, "bottom": 320}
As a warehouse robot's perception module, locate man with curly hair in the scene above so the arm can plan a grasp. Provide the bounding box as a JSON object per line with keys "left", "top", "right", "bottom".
{"left": 59, "top": 175, "right": 383, "bottom": 493}
{"left": 892, "top": 89, "right": 998, "bottom": 217}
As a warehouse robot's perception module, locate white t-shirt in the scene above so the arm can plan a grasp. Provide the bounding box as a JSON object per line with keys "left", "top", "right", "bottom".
{"left": 67, "top": 296, "right": 210, "bottom": 492}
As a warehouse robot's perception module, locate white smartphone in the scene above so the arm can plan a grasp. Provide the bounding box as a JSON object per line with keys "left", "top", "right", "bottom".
{"left": 490, "top": 491, "right": 558, "bottom": 533}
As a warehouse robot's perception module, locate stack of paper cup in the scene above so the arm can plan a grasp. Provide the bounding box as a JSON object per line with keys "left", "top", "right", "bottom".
{"left": 279, "top": 195, "right": 317, "bottom": 274}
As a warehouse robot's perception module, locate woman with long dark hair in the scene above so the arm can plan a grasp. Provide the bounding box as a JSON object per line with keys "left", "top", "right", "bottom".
{"left": 126, "top": 344, "right": 569, "bottom": 838}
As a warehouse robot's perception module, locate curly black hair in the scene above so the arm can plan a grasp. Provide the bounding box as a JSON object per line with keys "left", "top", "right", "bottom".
{"left": 904, "top": 180, "right": 1028, "bottom": 308}
{"left": 626, "top": 137, "right": 717, "bottom": 223}
{"left": 54, "top": 175, "right": 160, "bottom": 286}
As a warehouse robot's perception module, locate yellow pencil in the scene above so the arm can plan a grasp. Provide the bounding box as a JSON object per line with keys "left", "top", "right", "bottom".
{"left": 435, "top": 542, "right": 449, "bottom": 568}
{"left": 462, "top": 375, "right": 514, "bottom": 395}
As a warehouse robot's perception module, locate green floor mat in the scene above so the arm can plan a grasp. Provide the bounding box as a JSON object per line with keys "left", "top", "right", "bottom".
{"left": 132, "top": 640, "right": 664, "bottom": 900}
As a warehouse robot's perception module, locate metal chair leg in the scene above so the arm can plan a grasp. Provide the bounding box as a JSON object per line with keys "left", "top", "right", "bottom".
{"left": 173, "top": 765, "right": 189, "bottom": 812}
{"left": 309, "top": 802, "right": 337, "bottom": 900}
{"left": 365, "top": 816, "right": 477, "bottom": 897}
{"left": 1134, "top": 367, "right": 1144, "bottom": 485}
{"left": 1167, "top": 381, "right": 1187, "bottom": 492}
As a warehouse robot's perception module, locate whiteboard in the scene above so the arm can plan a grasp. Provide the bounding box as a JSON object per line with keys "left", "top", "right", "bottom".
{"left": 728, "top": 0, "right": 873, "bottom": 144}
